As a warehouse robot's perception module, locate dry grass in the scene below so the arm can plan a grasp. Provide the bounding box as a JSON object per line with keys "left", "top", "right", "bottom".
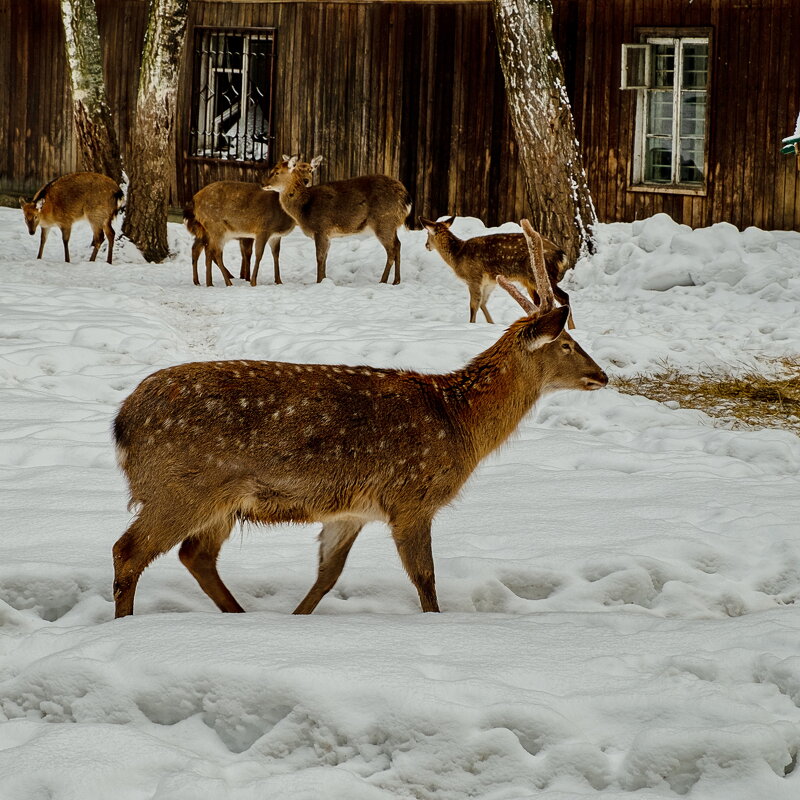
{"left": 612, "top": 356, "right": 800, "bottom": 434}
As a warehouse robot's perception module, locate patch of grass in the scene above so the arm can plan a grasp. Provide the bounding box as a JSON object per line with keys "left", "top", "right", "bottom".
{"left": 612, "top": 356, "right": 800, "bottom": 434}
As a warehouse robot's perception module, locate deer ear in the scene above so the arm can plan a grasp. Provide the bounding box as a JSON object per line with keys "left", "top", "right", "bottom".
{"left": 18, "top": 196, "right": 27, "bottom": 208}
{"left": 419, "top": 216, "right": 435, "bottom": 230}
{"left": 281, "top": 153, "right": 292, "bottom": 162}
{"left": 310, "top": 155, "right": 323, "bottom": 170}
{"left": 441, "top": 215, "right": 456, "bottom": 227}
{"left": 520, "top": 306, "right": 570, "bottom": 349}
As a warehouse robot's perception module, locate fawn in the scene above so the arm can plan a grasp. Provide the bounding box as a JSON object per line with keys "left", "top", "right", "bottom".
{"left": 112, "top": 221, "right": 606, "bottom": 618}
{"left": 19, "top": 172, "right": 124, "bottom": 264}
{"left": 262, "top": 155, "right": 411, "bottom": 284}
{"left": 420, "top": 216, "right": 574, "bottom": 327}
{"left": 183, "top": 166, "right": 314, "bottom": 287}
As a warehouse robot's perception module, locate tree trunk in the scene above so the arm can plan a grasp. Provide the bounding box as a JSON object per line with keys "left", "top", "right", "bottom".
{"left": 491, "top": 0, "right": 597, "bottom": 263}
{"left": 122, "top": 0, "right": 189, "bottom": 263}
{"left": 59, "top": 0, "right": 123, "bottom": 184}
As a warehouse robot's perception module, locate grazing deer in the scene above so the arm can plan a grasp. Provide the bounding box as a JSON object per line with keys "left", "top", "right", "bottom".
{"left": 263, "top": 155, "right": 411, "bottom": 284}
{"left": 112, "top": 220, "right": 606, "bottom": 618}
{"left": 19, "top": 172, "right": 124, "bottom": 264}
{"left": 420, "top": 216, "right": 574, "bottom": 328}
{"left": 183, "top": 170, "right": 313, "bottom": 287}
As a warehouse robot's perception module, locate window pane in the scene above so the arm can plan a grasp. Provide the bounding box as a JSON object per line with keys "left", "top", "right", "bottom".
{"left": 191, "top": 30, "right": 275, "bottom": 162}
{"left": 647, "top": 90, "right": 674, "bottom": 136}
{"left": 653, "top": 44, "right": 675, "bottom": 88}
{"left": 680, "top": 138, "right": 704, "bottom": 183}
{"left": 681, "top": 43, "right": 709, "bottom": 89}
{"left": 680, "top": 91, "right": 706, "bottom": 137}
{"left": 645, "top": 138, "right": 673, "bottom": 182}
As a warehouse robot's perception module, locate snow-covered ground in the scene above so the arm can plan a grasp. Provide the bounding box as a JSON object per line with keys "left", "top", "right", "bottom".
{"left": 1, "top": 208, "right": 800, "bottom": 799}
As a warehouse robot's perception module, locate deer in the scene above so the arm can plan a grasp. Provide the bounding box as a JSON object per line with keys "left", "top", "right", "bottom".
{"left": 111, "top": 220, "right": 607, "bottom": 619}
{"left": 19, "top": 171, "right": 124, "bottom": 264}
{"left": 262, "top": 155, "right": 411, "bottom": 284}
{"left": 182, "top": 166, "right": 314, "bottom": 287}
{"left": 420, "top": 215, "right": 575, "bottom": 328}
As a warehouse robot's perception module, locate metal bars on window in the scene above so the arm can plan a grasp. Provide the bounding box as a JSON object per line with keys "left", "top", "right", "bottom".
{"left": 190, "top": 28, "right": 276, "bottom": 163}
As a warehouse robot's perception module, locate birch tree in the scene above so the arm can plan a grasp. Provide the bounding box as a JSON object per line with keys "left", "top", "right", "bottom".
{"left": 122, "top": 0, "right": 189, "bottom": 263}
{"left": 59, "top": 0, "right": 123, "bottom": 183}
{"left": 492, "top": 0, "right": 596, "bottom": 262}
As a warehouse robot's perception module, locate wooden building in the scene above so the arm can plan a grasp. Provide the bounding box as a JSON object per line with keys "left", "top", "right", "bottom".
{"left": 1, "top": 0, "right": 799, "bottom": 232}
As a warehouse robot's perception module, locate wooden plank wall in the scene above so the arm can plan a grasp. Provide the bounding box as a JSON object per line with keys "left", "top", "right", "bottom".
{"left": 177, "top": 2, "right": 530, "bottom": 226}
{"left": 1, "top": 0, "right": 798, "bottom": 232}
{"left": 572, "top": 0, "right": 800, "bottom": 231}
{"left": 0, "top": 0, "right": 77, "bottom": 198}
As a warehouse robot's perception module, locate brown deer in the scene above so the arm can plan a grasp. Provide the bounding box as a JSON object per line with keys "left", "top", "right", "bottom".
{"left": 112, "top": 220, "right": 606, "bottom": 618}
{"left": 420, "top": 216, "right": 574, "bottom": 328}
{"left": 19, "top": 172, "right": 124, "bottom": 264}
{"left": 262, "top": 155, "right": 411, "bottom": 284}
{"left": 183, "top": 168, "right": 314, "bottom": 287}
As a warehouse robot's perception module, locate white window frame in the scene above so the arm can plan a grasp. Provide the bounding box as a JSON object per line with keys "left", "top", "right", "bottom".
{"left": 623, "top": 33, "right": 711, "bottom": 194}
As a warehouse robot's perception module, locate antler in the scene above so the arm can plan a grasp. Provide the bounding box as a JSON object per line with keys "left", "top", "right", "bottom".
{"left": 520, "top": 219, "right": 556, "bottom": 314}
{"left": 496, "top": 275, "right": 537, "bottom": 315}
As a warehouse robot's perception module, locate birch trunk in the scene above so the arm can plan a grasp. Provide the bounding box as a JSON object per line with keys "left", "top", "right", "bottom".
{"left": 59, "top": 0, "right": 123, "bottom": 184}
{"left": 491, "top": 0, "right": 596, "bottom": 263}
{"left": 122, "top": 0, "right": 189, "bottom": 263}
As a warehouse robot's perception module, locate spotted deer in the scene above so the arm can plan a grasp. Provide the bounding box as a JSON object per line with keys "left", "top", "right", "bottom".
{"left": 183, "top": 165, "right": 315, "bottom": 287}
{"left": 420, "top": 216, "right": 574, "bottom": 328}
{"left": 19, "top": 172, "right": 124, "bottom": 264}
{"left": 263, "top": 155, "right": 411, "bottom": 284}
{"left": 112, "top": 220, "right": 607, "bottom": 618}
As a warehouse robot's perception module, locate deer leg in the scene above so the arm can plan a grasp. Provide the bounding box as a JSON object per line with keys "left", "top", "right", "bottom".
{"left": 239, "top": 238, "right": 253, "bottom": 282}
{"left": 480, "top": 283, "right": 495, "bottom": 323}
{"left": 379, "top": 232, "right": 401, "bottom": 284}
{"left": 89, "top": 225, "right": 104, "bottom": 262}
{"left": 468, "top": 285, "right": 482, "bottom": 323}
{"left": 60, "top": 225, "right": 72, "bottom": 263}
{"left": 249, "top": 234, "right": 268, "bottom": 287}
{"left": 191, "top": 238, "right": 204, "bottom": 285}
{"left": 37, "top": 227, "right": 49, "bottom": 259}
{"left": 210, "top": 245, "right": 234, "bottom": 287}
{"left": 293, "top": 520, "right": 363, "bottom": 614}
{"left": 269, "top": 235, "right": 282, "bottom": 285}
{"left": 178, "top": 525, "right": 243, "bottom": 613}
{"left": 103, "top": 220, "right": 115, "bottom": 264}
{"left": 112, "top": 504, "right": 191, "bottom": 618}
{"left": 313, "top": 233, "right": 330, "bottom": 282}
{"left": 390, "top": 516, "right": 439, "bottom": 612}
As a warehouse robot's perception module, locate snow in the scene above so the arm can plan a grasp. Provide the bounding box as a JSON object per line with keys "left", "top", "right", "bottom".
{"left": 1, "top": 207, "right": 800, "bottom": 799}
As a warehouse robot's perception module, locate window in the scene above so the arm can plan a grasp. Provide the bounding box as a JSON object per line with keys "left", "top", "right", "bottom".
{"left": 622, "top": 33, "right": 710, "bottom": 191}
{"left": 190, "top": 28, "right": 276, "bottom": 163}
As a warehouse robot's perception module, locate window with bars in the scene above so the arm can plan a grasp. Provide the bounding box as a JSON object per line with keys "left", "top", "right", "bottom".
{"left": 622, "top": 34, "right": 710, "bottom": 190}
{"left": 190, "top": 28, "right": 276, "bottom": 163}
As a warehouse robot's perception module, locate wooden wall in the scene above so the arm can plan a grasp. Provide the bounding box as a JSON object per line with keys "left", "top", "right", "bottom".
{"left": 2, "top": 0, "right": 799, "bottom": 232}
{"left": 568, "top": 0, "right": 800, "bottom": 231}
{"left": 0, "top": 0, "right": 77, "bottom": 195}
{"left": 177, "top": 1, "right": 529, "bottom": 225}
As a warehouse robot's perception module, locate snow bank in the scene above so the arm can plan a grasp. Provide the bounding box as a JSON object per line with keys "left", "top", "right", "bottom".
{"left": 1, "top": 207, "right": 799, "bottom": 799}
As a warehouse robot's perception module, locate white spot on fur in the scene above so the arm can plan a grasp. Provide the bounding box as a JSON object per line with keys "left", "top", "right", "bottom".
{"left": 240, "top": 398, "right": 248, "bottom": 409}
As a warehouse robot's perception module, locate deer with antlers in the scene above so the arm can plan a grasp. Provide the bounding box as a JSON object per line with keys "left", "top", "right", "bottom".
{"left": 112, "top": 220, "right": 606, "bottom": 618}
{"left": 420, "top": 215, "right": 574, "bottom": 328}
